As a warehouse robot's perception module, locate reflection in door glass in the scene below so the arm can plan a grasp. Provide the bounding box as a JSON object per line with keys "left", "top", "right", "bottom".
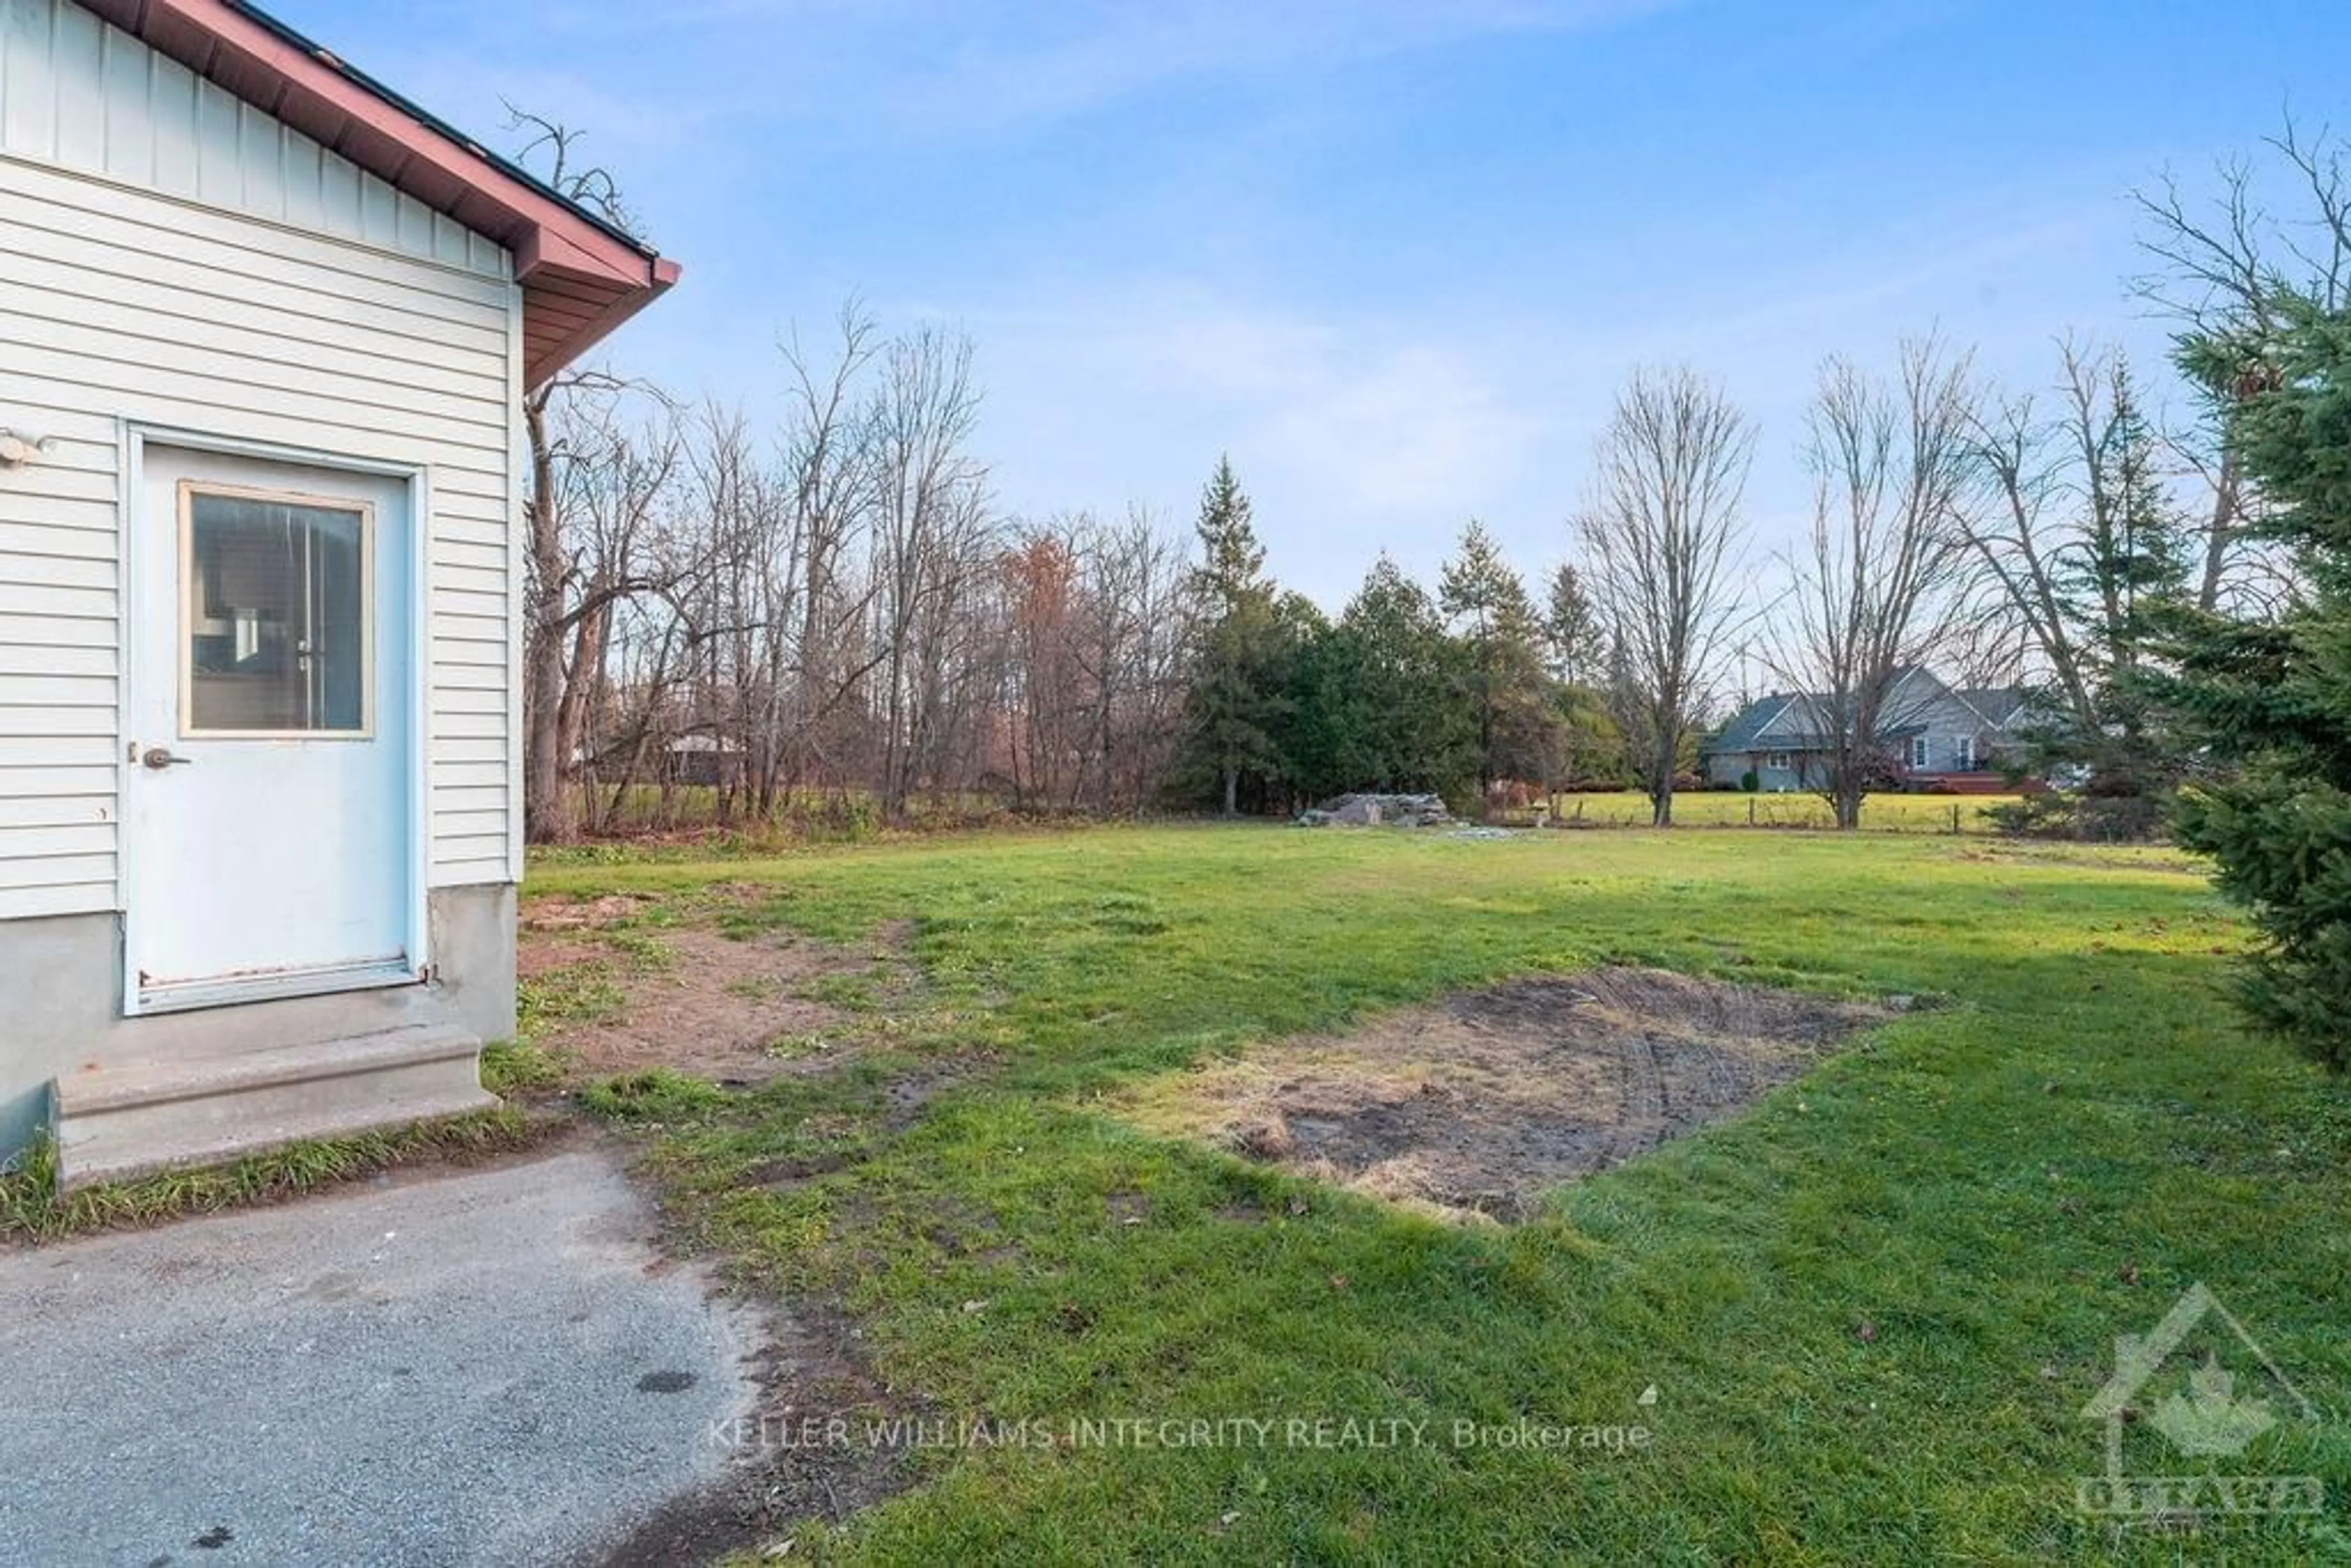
{"left": 185, "top": 490, "right": 369, "bottom": 733}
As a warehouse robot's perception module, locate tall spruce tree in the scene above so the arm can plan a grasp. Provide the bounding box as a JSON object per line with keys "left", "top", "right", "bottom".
{"left": 2069, "top": 359, "right": 2195, "bottom": 808}
{"left": 1542, "top": 564, "right": 1604, "bottom": 686}
{"left": 1539, "top": 564, "right": 1625, "bottom": 788}
{"left": 1277, "top": 598, "right": 1352, "bottom": 802}
{"left": 1338, "top": 557, "right": 1480, "bottom": 796}
{"left": 1180, "top": 456, "right": 1287, "bottom": 814}
{"left": 2169, "top": 296, "right": 2351, "bottom": 1068}
{"left": 1439, "top": 520, "right": 1552, "bottom": 791}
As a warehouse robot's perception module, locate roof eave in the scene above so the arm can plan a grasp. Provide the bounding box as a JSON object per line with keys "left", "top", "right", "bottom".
{"left": 75, "top": 0, "right": 678, "bottom": 388}
{"left": 523, "top": 257, "right": 683, "bottom": 388}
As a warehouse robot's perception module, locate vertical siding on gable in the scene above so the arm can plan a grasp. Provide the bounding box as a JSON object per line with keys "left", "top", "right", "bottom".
{"left": 0, "top": 1, "right": 522, "bottom": 918}
{"left": 0, "top": 0, "right": 506, "bottom": 279}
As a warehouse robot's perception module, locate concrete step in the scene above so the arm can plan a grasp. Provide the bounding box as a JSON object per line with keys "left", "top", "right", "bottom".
{"left": 51, "top": 1024, "right": 495, "bottom": 1190}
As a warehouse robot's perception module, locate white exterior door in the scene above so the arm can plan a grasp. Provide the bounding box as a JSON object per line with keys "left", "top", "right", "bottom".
{"left": 126, "top": 445, "right": 414, "bottom": 1010}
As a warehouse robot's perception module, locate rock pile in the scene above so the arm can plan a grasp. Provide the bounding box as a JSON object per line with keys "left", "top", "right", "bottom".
{"left": 1296, "top": 792, "right": 1453, "bottom": 828}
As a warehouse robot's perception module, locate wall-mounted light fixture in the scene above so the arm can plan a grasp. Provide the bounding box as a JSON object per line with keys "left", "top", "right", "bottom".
{"left": 0, "top": 430, "right": 56, "bottom": 469}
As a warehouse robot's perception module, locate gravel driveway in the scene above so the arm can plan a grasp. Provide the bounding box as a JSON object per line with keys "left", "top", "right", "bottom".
{"left": 0, "top": 1149, "right": 759, "bottom": 1567}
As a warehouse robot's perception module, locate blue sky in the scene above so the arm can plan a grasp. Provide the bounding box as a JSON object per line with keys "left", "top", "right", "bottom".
{"left": 282, "top": 0, "right": 2344, "bottom": 607}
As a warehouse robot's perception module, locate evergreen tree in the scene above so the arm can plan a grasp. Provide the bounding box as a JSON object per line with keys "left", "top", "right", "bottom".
{"left": 1535, "top": 563, "right": 1624, "bottom": 789}
{"left": 1973, "top": 347, "right": 2201, "bottom": 838}
{"left": 1260, "top": 590, "right": 1325, "bottom": 811}
{"left": 1280, "top": 610, "right": 1363, "bottom": 803}
{"left": 2168, "top": 296, "right": 2351, "bottom": 1068}
{"left": 2061, "top": 359, "right": 2195, "bottom": 802}
{"left": 1439, "top": 521, "right": 1553, "bottom": 790}
{"left": 1338, "top": 557, "right": 1480, "bottom": 796}
{"left": 1179, "top": 456, "right": 1288, "bottom": 814}
{"left": 1542, "top": 564, "right": 1604, "bottom": 686}
{"left": 1193, "top": 455, "right": 1266, "bottom": 602}
{"left": 1548, "top": 680, "right": 1630, "bottom": 790}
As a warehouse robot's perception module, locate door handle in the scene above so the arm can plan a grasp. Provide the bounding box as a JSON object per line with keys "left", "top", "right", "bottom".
{"left": 141, "top": 747, "right": 193, "bottom": 770}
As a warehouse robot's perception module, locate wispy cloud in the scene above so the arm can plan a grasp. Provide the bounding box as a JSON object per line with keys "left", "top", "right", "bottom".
{"left": 428, "top": 0, "right": 1690, "bottom": 146}
{"left": 851, "top": 0, "right": 1681, "bottom": 135}
{"left": 955, "top": 283, "right": 1557, "bottom": 598}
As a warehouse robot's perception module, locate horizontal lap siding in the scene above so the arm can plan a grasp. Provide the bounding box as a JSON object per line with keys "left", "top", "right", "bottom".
{"left": 0, "top": 0, "right": 522, "bottom": 918}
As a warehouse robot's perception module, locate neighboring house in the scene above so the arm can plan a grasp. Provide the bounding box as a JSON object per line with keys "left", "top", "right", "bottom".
{"left": 0, "top": 0, "right": 678, "bottom": 1184}
{"left": 1701, "top": 669, "right": 2035, "bottom": 793}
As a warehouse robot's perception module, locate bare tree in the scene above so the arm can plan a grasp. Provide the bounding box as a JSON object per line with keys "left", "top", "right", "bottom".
{"left": 1964, "top": 343, "right": 2126, "bottom": 737}
{"left": 1000, "top": 522, "right": 1084, "bottom": 808}
{"left": 2130, "top": 119, "right": 2351, "bottom": 614}
{"left": 1575, "top": 366, "right": 1755, "bottom": 825}
{"left": 522, "top": 378, "right": 680, "bottom": 841}
{"left": 509, "top": 108, "right": 666, "bottom": 843}
{"left": 984, "top": 506, "right": 1197, "bottom": 814}
{"left": 866, "top": 326, "right": 995, "bottom": 819}
{"left": 503, "top": 105, "right": 640, "bottom": 239}
{"left": 1960, "top": 340, "right": 2203, "bottom": 809}
{"left": 1080, "top": 506, "right": 1193, "bottom": 813}
{"left": 775, "top": 307, "right": 888, "bottom": 801}
{"left": 511, "top": 282, "right": 1209, "bottom": 834}
{"left": 1771, "top": 340, "right": 1979, "bottom": 828}
{"left": 672, "top": 402, "right": 791, "bottom": 822}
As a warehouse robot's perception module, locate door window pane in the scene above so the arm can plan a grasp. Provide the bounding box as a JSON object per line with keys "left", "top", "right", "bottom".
{"left": 185, "top": 490, "right": 370, "bottom": 733}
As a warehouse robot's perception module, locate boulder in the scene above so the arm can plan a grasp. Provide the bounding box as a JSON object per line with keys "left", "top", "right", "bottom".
{"left": 1302, "top": 792, "right": 1453, "bottom": 828}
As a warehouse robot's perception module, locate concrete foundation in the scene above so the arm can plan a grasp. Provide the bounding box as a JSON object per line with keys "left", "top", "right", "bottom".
{"left": 0, "top": 883, "right": 515, "bottom": 1169}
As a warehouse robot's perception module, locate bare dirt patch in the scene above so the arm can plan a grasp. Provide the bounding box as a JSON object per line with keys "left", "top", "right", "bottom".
{"left": 516, "top": 936, "right": 604, "bottom": 982}
{"left": 523, "top": 893, "right": 653, "bottom": 932}
{"left": 519, "top": 902, "right": 904, "bottom": 1086}
{"left": 1120, "top": 967, "right": 1883, "bottom": 1221}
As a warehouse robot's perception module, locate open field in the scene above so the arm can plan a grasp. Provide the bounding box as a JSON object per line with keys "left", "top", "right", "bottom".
{"left": 553, "top": 784, "right": 2027, "bottom": 842}
{"left": 1548, "top": 789, "right": 2023, "bottom": 831}
{"left": 523, "top": 826, "right": 2351, "bottom": 1564}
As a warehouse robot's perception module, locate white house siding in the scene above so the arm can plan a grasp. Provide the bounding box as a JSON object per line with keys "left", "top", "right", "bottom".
{"left": 0, "top": 0, "right": 522, "bottom": 921}
{"left": 0, "top": 0, "right": 506, "bottom": 280}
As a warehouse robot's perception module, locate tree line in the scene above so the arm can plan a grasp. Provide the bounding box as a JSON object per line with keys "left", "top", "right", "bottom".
{"left": 1175, "top": 457, "right": 1627, "bottom": 816}
{"left": 519, "top": 122, "right": 2319, "bottom": 846}
{"left": 1174, "top": 312, "right": 2277, "bottom": 832}
{"left": 523, "top": 309, "right": 1197, "bottom": 839}
{"left": 523, "top": 350, "right": 1642, "bottom": 843}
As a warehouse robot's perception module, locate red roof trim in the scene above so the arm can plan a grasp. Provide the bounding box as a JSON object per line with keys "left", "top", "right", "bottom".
{"left": 73, "top": 0, "right": 677, "bottom": 387}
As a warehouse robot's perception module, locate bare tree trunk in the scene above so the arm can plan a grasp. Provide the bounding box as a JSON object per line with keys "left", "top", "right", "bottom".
{"left": 1649, "top": 733, "right": 1676, "bottom": 826}
{"left": 521, "top": 378, "right": 683, "bottom": 841}
{"left": 555, "top": 594, "right": 611, "bottom": 807}
{"left": 503, "top": 110, "right": 651, "bottom": 846}
{"left": 1576, "top": 366, "right": 1755, "bottom": 830}
{"left": 2198, "top": 450, "right": 2241, "bottom": 613}
{"left": 523, "top": 388, "right": 576, "bottom": 844}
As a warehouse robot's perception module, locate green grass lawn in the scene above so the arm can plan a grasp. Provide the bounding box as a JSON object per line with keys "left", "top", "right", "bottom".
{"left": 531, "top": 825, "right": 2351, "bottom": 1565}
{"left": 1550, "top": 789, "right": 2022, "bottom": 831}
